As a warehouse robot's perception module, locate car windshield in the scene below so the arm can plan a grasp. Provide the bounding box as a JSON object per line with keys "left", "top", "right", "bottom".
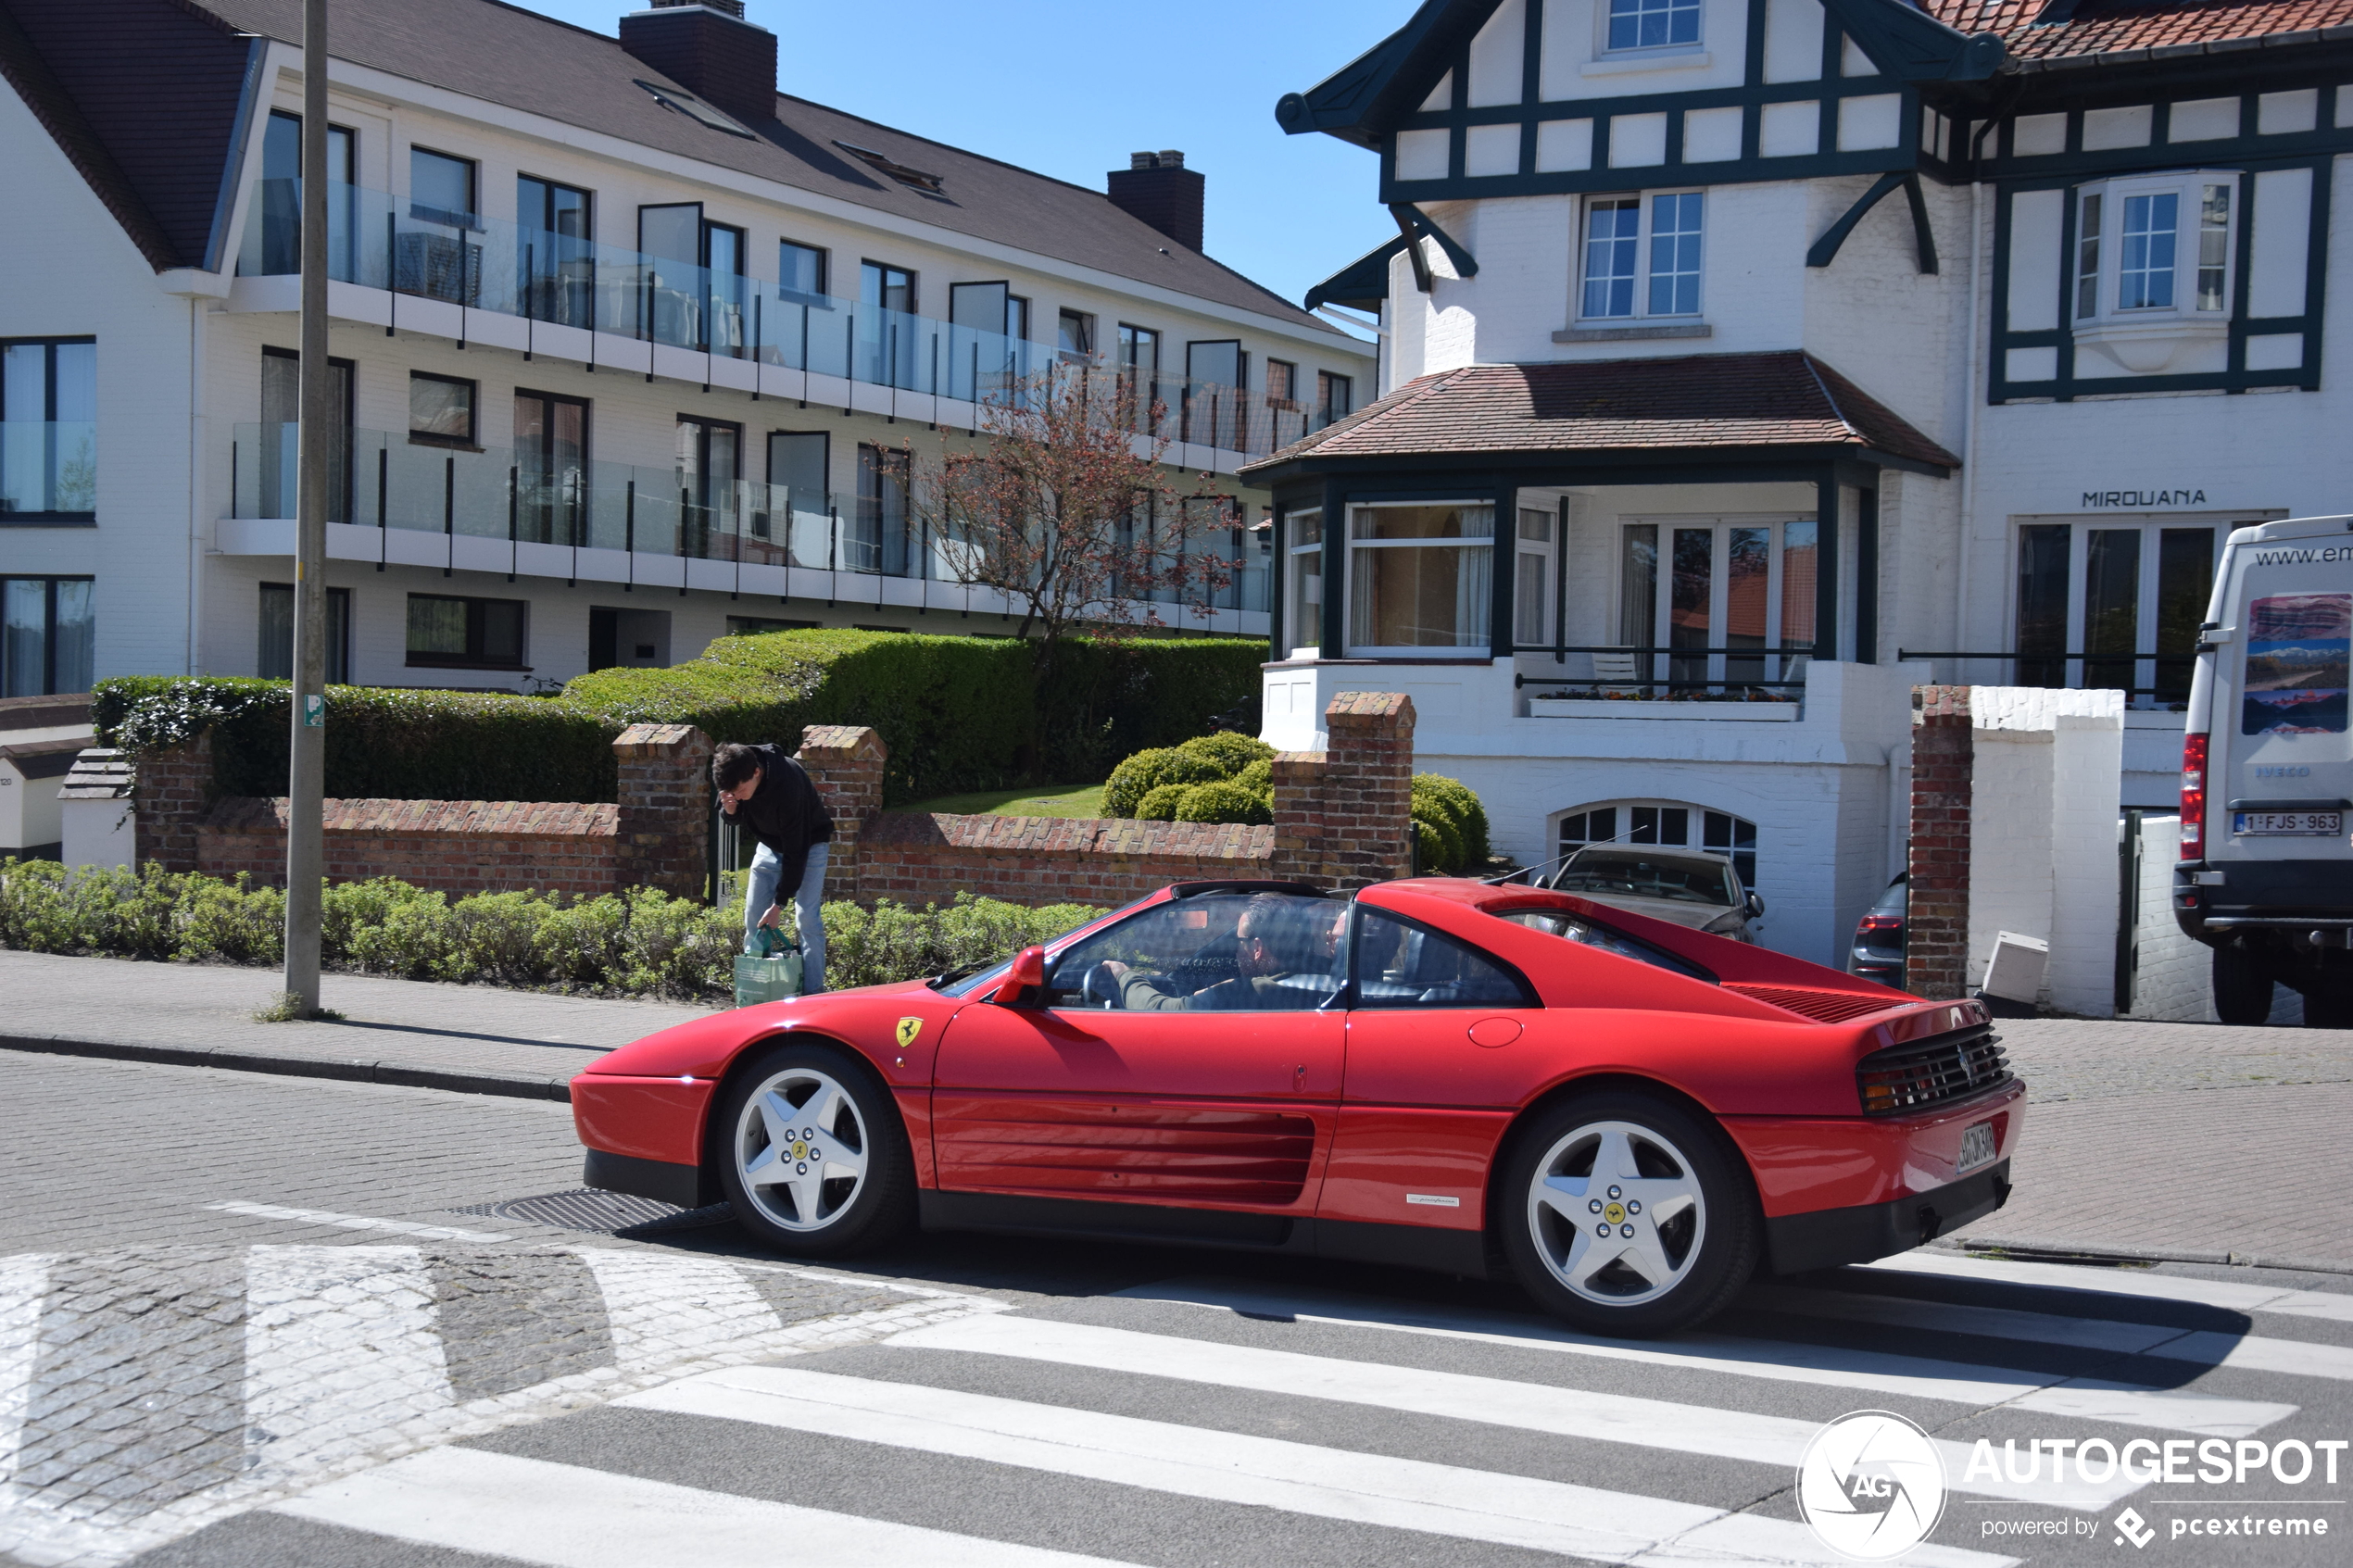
{"left": 1553, "top": 852, "right": 1736, "bottom": 906}
{"left": 1496, "top": 909, "right": 1716, "bottom": 981}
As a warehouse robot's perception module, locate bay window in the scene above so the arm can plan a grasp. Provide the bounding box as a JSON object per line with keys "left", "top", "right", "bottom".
{"left": 1346, "top": 503, "right": 1492, "bottom": 656}
{"left": 1285, "top": 508, "right": 1323, "bottom": 656}
{"left": 2071, "top": 171, "right": 2236, "bottom": 367}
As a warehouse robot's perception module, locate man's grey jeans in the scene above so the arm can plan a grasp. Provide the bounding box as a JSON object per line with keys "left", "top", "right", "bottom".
{"left": 745, "top": 841, "right": 827, "bottom": 993}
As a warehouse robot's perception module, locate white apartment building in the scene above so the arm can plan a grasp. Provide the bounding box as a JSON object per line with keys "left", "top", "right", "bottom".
{"left": 0, "top": 0, "right": 1372, "bottom": 695}
{"left": 1247, "top": 0, "right": 2350, "bottom": 965}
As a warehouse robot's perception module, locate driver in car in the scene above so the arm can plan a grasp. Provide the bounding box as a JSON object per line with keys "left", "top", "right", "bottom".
{"left": 1103, "top": 895, "right": 1344, "bottom": 1011}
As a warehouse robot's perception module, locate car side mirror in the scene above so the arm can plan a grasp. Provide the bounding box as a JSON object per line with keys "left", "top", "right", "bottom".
{"left": 992, "top": 946, "right": 1048, "bottom": 1006}
{"left": 1745, "top": 892, "right": 1767, "bottom": 919}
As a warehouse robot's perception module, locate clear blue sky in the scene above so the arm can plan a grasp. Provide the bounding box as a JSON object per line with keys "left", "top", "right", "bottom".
{"left": 522, "top": 0, "right": 1412, "bottom": 320}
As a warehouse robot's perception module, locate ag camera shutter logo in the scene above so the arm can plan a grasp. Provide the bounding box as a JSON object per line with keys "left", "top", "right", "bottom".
{"left": 1796, "top": 1411, "right": 1948, "bottom": 1560}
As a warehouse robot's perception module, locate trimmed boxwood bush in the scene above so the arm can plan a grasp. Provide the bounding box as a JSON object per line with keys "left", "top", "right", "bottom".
{"left": 1135, "top": 783, "right": 1191, "bottom": 821}
{"left": 1175, "top": 779, "right": 1272, "bottom": 826}
{"left": 0, "top": 858, "right": 1098, "bottom": 1000}
{"left": 96, "top": 631, "right": 1265, "bottom": 809}
{"left": 1412, "top": 773, "right": 1491, "bottom": 875}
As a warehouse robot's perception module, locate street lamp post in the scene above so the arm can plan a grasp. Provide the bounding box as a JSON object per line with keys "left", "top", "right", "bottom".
{"left": 283, "top": 0, "right": 330, "bottom": 1011}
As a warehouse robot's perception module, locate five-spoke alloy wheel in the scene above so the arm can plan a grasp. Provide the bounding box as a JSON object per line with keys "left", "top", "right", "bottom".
{"left": 1499, "top": 1091, "right": 1758, "bottom": 1336}
{"left": 715, "top": 1041, "right": 913, "bottom": 1256}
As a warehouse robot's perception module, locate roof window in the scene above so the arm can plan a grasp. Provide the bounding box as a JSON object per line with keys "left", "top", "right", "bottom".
{"left": 635, "top": 79, "right": 756, "bottom": 139}
{"left": 833, "top": 141, "right": 946, "bottom": 194}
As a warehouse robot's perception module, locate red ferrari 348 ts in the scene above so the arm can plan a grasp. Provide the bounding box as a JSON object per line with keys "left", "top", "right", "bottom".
{"left": 573, "top": 877, "right": 2022, "bottom": 1336}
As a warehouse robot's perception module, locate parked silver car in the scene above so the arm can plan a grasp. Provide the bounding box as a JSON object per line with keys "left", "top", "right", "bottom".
{"left": 1549, "top": 847, "right": 1764, "bottom": 943}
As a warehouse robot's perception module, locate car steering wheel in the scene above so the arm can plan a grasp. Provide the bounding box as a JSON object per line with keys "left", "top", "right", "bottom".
{"left": 1081, "top": 960, "right": 1123, "bottom": 1009}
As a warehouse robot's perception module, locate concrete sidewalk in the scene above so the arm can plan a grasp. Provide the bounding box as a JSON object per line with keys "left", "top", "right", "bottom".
{"left": 0, "top": 950, "right": 708, "bottom": 1100}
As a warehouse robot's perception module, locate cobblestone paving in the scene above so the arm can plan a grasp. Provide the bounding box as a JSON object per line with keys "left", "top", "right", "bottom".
{"left": 0, "top": 1242, "right": 1002, "bottom": 1568}
{"left": 2000, "top": 1016, "right": 2353, "bottom": 1103}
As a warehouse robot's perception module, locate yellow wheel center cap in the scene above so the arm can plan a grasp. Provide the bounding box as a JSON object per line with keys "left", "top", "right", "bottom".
{"left": 792, "top": 1140, "right": 809, "bottom": 1160}
{"left": 1603, "top": 1201, "right": 1627, "bottom": 1224}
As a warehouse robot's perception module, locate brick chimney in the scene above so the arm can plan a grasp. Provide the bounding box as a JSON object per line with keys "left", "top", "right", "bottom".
{"left": 619, "top": 2, "right": 778, "bottom": 129}
{"left": 1107, "top": 150, "right": 1204, "bottom": 252}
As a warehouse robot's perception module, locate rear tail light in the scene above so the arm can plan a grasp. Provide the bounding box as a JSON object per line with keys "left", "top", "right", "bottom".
{"left": 2180, "top": 733, "right": 2208, "bottom": 858}
{"left": 1857, "top": 915, "right": 1903, "bottom": 933}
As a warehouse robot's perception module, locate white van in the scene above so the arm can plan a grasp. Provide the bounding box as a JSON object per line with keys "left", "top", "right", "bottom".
{"left": 2177, "top": 514, "right": 2353, "bottom": 1026}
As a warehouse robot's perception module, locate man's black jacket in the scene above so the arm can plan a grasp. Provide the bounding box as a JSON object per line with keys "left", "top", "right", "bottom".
{"left": 733, "top": 744, "right": 834, "bottom": 897}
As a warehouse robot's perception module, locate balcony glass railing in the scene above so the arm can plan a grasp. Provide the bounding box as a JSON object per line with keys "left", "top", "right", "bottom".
{"left": 227, "top": 422, "right": 1268, "bottom": 613}
{"left": 0, "top": 420, "right": 96, "bottom": 517}
{"left": 236, "top": 180, "right": 1351, "bottom": 458}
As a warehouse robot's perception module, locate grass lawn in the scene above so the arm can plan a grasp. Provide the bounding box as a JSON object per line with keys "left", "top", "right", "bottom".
{"left": 900, "top": 782, "right": 1107, "bottom": 818}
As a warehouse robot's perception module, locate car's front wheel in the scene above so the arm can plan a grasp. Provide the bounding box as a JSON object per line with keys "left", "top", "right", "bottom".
{"left": 1497, "top": 1090, "right": 1759, "bottom": 1337}
{"left": 715, "top": 1041, "right": 914, "bottom": 1256}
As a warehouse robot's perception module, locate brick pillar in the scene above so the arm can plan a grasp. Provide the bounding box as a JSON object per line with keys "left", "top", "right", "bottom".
{"left": 1270, "top": 692, "right": 1416, "bottom": 891}
{"left": 1906, "top": 685, "right": 1973, "bottom": 999}
{"left": 797, "top": 724, "right": 887, "bottom": 902}
{"left": 131, "top": 732, "right": 213, "bottom": 873}
{"left": 614, "top": 722, "right": 712, "bottom": 897}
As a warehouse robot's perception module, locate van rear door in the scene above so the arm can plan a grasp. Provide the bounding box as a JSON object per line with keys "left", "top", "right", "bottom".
{"left": 2208, "top": 517, "right": 2353, "bottom": 867}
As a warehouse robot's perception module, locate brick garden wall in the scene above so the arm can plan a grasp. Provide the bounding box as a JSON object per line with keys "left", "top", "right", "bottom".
{"left": 200, "top": 798, "right": 620, "bottom": 899}
{"left": 1905, "top": 686, "right": 1973, "bottom": 1000}
{"left": 132, "top": 696, "right": 1420, "bottom": 909}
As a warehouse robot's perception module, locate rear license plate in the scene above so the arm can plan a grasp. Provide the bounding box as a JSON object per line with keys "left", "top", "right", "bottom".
{"left": 1957, "top": 1120, "right": 1997, "bottom": 1174}
{"left": 2233, "top": 810, "right": 2342, "bottom": 835}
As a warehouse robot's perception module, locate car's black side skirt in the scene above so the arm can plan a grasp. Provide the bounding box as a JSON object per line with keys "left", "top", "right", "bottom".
{"left": 917, "top": 1191, "right": 1490, "bottom": 1278}
{"left": 584, "top": 1148, "right": 711, "bottom": 1210}
{"left": 1764, "top": 1160, "right": 2011, "bottom": 1275}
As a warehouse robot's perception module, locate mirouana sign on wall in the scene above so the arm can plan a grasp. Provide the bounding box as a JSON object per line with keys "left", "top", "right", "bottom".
{"left": 2082, "top": 488, "right": 2209, "bottom": 508}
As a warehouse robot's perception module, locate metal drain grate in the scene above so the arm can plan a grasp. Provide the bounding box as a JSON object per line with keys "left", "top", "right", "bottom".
{"left": 451, "top": 1189, "right": 735, "bottom": 1236}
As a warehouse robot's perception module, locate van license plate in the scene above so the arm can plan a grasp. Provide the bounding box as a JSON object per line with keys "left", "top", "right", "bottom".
{"left": 2233, "top": 811, "right": 2342, "bottom": 835}
{"left": 1957, "top": 1121, "right": 1997, "bottom": 1173}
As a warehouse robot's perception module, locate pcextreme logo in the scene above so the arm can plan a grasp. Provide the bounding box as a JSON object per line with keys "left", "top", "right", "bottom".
{"left": 1795, "top": 1411, "right": 1947, "bottom": 1561}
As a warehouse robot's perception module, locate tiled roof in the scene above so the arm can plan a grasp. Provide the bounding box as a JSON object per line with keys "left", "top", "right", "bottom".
{"left": 1241, "top": 353, "right": 1958, "bottom": 475}
{"left": 6, "top": 0, "right": 1333, "bottom": 332}
{"left": 1924, "top": 0, "right": 2353, "bottom": 67}
{"left": 0, "top": 0, "right": 258, "bottom": 270}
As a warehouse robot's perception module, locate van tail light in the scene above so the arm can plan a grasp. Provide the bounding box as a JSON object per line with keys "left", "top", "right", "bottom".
{"left": 2180, "top": 733, "right": 2208, "bottom": 858}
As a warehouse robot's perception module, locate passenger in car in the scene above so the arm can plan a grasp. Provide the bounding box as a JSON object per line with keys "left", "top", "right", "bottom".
{"left": 1109, "top": 895, "right": 1343, "bottom": 1011}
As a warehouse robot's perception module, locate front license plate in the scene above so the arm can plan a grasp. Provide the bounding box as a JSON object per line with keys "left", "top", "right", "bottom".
{"left": 2234, "top": 810, "right": 2342, "bottom": 835}
{"left": 1957, "top": 1120, "right": 1997, "bottom": 1174}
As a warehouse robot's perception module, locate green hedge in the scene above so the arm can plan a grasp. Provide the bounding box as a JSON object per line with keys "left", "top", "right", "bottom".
{"left": 93, "top": 678, "right": 620, "bottom": 803}
{"left": 0, "top": 859, "right": 1099, "bottom": 999}
{"left": 96, "top": 631, "right": 1265, "bottom": 808}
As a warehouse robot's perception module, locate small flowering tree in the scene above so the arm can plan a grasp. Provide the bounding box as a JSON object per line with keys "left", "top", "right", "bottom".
{"left": 912, "top": 363, "right": 1238, "bottom": 661}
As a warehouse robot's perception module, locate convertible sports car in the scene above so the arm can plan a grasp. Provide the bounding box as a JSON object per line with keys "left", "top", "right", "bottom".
{"left": 573, "top": 877, "right": 2022, "bottom": 1336}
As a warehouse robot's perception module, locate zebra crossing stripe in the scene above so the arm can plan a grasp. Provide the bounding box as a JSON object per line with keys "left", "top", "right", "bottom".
{"left": 1867, "top": 1252, "right": 2353, "bottom": 1323}
{"left": 1748, "top": 1282, "right": 2353, "bottom": 1385}
{"left": 205, "top": 1200, "right": 510, "bottom": 1244}
{"left": 573, "top": 1248, "right": 785, "bottom": 1373}
{"left": 887, "top": 1313, "right": 2139, "bottom": 1510}
{"left": 245, "top": 1247, "right": 451, "bottom": 1482}
{"left": 1116, "top": 1278, "right": 2297, "bottom": 1437}
{"left": 619, "top": 1363, "right": 2020, "bottom": 1568}
{"left": 0, "top": 1254, "right": 45, "bottom": 1488}
{"left": 271, "top": 1445, "right": 1145, "bottom": 1567}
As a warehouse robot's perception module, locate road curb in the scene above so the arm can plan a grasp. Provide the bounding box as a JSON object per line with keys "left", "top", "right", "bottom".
{"left": 0, "top": 1032, "right": 575, "bottom": 1102}
{"left": 1934, "top": 1236, "right": 2353, "bottom": 1277}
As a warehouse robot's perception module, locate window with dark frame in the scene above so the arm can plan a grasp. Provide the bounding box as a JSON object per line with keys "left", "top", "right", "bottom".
{"left": 1058, "top": 309, "right": 1094, "bottom": 360}
{"left": 259, "top": 347, "right": 354, "bottom": 522}
{"left": 1, "top": 339, "right": 96, "bottom": 519}
{"left": 406, "top": 592, "right": 525, "bottom": 669}
{"left": 258, "top": 583, "right": 351, "bottom": 684}
{"left": 1118, "top": 324, "right": 1160, "bottom": 431}
{"left": 779, "top": 240, "right": 827, "bottom": 304}
{"left": 856, "top": 442, "right": 912, "bottom": 576}
{"left": 409, "top": 372, "right": 476, "bottom": 446}
{"left": 0, "top": 576, "right": 94, "bottom": 696}
{"left": 517, "top": 175, "right": 593, "bottom": 327}
{"left": 258, "top": 111, "right": 355, "bottom": 278}
{"left": 409, "top": 147, "right": 478, "bottom": 227}
{"left": 1265, "top": 358, "right": 1298, "bottom": 409}
{"left": 513, "top": 390, "right": 589, "bottom": 546}
{"left": 1316, "top": 370, "right": 1353, "bottom": 425}
{"left": 676, "top": 415, "right": 742, "bottom": 558}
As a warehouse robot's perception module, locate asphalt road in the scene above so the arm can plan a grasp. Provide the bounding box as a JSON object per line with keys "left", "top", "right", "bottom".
{"left": 2, "top": 1052, "right": 2347, "bottom": 1568}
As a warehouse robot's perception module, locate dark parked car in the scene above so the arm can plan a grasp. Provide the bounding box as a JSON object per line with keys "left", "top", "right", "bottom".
{"left": 1850, "top": 874, "right": 1906, "bottom": 984}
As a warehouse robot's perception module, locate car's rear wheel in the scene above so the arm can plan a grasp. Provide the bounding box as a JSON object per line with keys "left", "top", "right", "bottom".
{"left": 1498, "top": 1090, "right": 1758, "bottom": 1337}
{"left": 715, "top": 1041, "right": 914, "bottom": 1257}
{"left": 2213, "top": 943, "right": 2274, "bottom": 1026}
